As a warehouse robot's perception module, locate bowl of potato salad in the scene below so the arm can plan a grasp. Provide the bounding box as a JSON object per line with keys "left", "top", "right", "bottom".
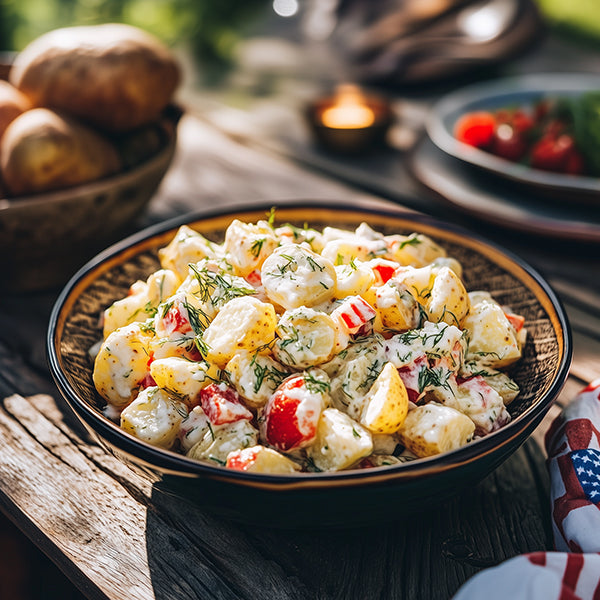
{"left": 47, "top": 203, "right": 571, "bottom": 526}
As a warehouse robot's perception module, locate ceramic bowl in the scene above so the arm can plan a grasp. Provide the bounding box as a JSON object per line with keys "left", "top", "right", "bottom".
{"left": 0, "top": 106, "right": 180, "bottom": 293}
{"left": 47, "top": 203, "right": 571, "bottom": 527}
{"left": 426, "top": 73, "right": 600, "bottom": 204}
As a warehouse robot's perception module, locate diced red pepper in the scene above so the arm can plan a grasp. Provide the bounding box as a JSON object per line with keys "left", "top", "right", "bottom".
{"left": 396, "top": 352, "right": 429, "bottom": 403}
{"left": 139, "top": 372, "right": 157, "bottom": 390}
{"left": 333, "top": 296, "right": 377, "bottom": 334}
{"left": 262, "top": 376, "right": 321, "bottom": 452}
{"left": 200, "top": 383, "right": 253, "bottom": 425}
{"left": 372, "top": 262, "right": 396, "bottom": 283}
{"left": 245, "top": 270, "right": 262, "bottom": 287}
{"left": 226, "top": 446, "right": 261, "bottom": 471}
{"left": 160, "top": 302, "right": 193, "bottom": 335}
{"left": 505, "top": 312, "right": 525, "bottom": 332}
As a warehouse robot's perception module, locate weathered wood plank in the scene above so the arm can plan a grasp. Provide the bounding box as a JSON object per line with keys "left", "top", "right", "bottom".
{"left": 0, "top": 389, "right": 554, "bottom": 600}
{"left": 0, "top": 394, "right": 151, "bottom": 600}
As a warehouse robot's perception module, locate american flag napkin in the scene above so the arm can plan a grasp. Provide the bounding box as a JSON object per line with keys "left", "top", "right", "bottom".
{"left": 453, "top": 379, "right": 600, "bottom": 600}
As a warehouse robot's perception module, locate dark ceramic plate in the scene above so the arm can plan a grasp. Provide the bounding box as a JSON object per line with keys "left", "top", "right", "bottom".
{"left": 47, "top": 203, "right": 571, "bottom": 527}
{"left": 426, "top": 73, "right": 600, "bottom": 203}
{"left": 410, "top": 134, "right": 600, "bottom": 243}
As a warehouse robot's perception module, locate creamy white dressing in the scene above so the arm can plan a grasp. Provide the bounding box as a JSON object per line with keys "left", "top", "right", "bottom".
{"left": 93, "top": 218, "right": 524, "bottom": 472}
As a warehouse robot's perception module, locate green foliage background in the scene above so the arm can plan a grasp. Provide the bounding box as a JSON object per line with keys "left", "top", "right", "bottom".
{"left": 0, "top": 0, "right": 598, "bottom": 79}
{"left": 0, "top": 0, "right": 268, "bottom": 79}
{"left": 535, "top": 0, "right": 600, "bottom": 45}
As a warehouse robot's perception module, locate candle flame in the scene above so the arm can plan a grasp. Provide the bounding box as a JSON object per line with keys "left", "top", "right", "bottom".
{"left": 321, "top": 85, "right": 375, "bottom": 129}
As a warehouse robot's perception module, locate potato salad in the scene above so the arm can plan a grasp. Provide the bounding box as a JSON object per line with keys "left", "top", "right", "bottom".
{"left": 92, "top": 215, "right": 526, "bottom": 474}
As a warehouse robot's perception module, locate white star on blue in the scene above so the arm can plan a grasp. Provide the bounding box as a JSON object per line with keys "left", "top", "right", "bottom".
{"left": 572, "top": 449, "right": 600, "bottom": 502}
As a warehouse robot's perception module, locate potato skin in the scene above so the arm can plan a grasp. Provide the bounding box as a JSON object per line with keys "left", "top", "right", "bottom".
{"left": 1, "top": 108, "right": 122, "bottom": 195}
{"left": 0, "top": 80, "right": 31, "bottom": 139}
{"left": 10, "top": 23, "right": 180, "bottom": 132}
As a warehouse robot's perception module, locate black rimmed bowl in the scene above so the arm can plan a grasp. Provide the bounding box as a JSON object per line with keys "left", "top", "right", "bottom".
{"left": 47, "top": 203, "right": 571, "bottom": 527}
{"left": 426, "top": 73, "right": 600, "bottom": 204}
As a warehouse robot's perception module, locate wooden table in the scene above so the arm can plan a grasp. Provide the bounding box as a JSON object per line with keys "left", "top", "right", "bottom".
{"left": 2, "top": 31, "right": 600, "bottom": 600}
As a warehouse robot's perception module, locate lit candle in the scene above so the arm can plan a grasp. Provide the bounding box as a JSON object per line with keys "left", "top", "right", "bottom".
{"left": 306, "top": 84, "right": 393, "bottom": 153}
{"left": 320, "top": 85, "right": 375, "bottom": 130}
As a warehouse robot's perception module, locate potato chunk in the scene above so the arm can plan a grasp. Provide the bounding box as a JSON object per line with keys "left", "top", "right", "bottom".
{"left": 93, "top": 322, "right": 153, "bottom": 409}
{"left": 224, "top": 219, "right": 279, "bottom": 277}
{"left": 273, "top": 308, "right": 338, "bottom": 368}
{"left": 226, "top": 351, "right": 290, "bottom": 408}
{"left": 333, "top": 261, "right": 376, "bottom": 299}
{"left": 261, "top": 244, "right": 336, "bottom": 309}
{"left": 387, "top": 233, "right": 447, "bottom": 267}
{"left": 427, "top": 266, "right": 469, "bottom": 326}
{"left": 120, "top": 386, "right": 187, "bottom": 449}
{"left": 204, "top": 296, "right": 277, "bottom": 367}
{"left": 187, "top": 420, "right": 259, "bottom": 466}
{"left": 307, "top": 408, "right": 373, "bottom": 472}
{"left": 103, "top": 269, "right": 180, "bottom": 336}
{"left": 226, "top": 445, "right": 300, "bottom": 474}
{"left": 158, "top": 225, "right": 222, "bottom": 280}
{"left": 360, "top": 363, "right": 409, "bottom": 434}
{"left": 398, "top": 403, "right": 475, "bottom": 457}
{"left": 150, "top": 357, "right": 220, "bottom": 406}
{"left": 463, "top": 300, "right": 522, "bottom": 368}
{"left": 374, "top": 281, "right": 420, "bottom": 332}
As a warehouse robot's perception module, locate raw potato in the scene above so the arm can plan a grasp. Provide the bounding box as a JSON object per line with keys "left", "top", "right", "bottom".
{"left": 1, "top": 108, "right": 121, "bottom": 195}
{"left": 0, "top": 80, "right": 31, "bottom": 139}
{"left": 10, "top": 23, "right": 180, "bottom": 132}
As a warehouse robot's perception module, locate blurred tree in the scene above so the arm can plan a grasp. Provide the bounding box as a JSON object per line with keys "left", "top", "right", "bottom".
{"left": 534, "top": 0, "right": 600, "bottom": 46}
{"left": 0, "top": 0, "right": 269, "bottom": 82}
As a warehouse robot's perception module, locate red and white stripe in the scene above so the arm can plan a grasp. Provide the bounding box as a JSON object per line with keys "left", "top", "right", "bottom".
{"left": 453, "top": 379, "right": 600, "bottom": 600}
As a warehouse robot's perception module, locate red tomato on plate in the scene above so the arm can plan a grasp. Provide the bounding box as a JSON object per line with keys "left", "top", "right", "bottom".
{"left": 530, "top": 133, "right": 583, "bottom": 174}
{"left": 454, "top": 111, "right": 496, "bottom": 148}
{"left": 490, "top": 123, "right": 528, "bottom": 161}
